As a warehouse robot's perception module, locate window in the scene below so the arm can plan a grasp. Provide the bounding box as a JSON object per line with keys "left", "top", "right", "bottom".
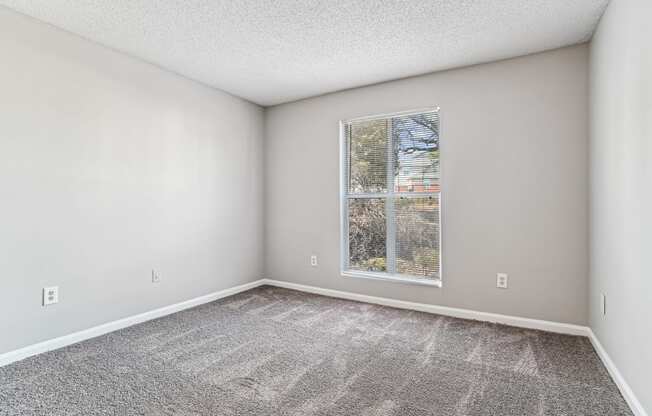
{"left": 340, "top": 108, "right": 441, "bottom": 286}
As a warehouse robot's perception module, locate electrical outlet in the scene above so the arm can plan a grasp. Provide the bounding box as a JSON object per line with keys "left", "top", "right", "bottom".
{"left": 496, "top": 273, "right": 508, "bottom": 289}
{"left": 310, "top": 255, "right": 318, "bottom": 267}
{"left": 152, "top": 270, "right": 161, "bottom": 283}
{"left": 601, "top": 293, "right": 606, "bottom": 316}
{"left": 43, "top": 286, "right": 59, "bottom": 306}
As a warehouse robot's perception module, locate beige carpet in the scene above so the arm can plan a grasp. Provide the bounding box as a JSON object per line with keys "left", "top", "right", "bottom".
{"left": 0, "top": 285, "right": 632, "bottom": 415}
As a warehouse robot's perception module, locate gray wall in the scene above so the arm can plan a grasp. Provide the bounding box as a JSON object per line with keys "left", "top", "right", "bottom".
{"left": 265, "top": 45, "right": 590, "bottom": 325}
{"left": 0, "top": 8, "right": 264, "bottom": 354}
{"left": 590, "top": 0, "right": 652, "bottom": 412}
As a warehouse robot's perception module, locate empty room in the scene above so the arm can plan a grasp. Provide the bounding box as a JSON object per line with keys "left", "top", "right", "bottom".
{"left": 0, "top": 0, "right": 650, "bottom": 415}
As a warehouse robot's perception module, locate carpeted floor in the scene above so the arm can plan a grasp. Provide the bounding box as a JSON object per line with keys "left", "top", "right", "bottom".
{"left": 0, "top": 285, "right": 632, "bottom": 415}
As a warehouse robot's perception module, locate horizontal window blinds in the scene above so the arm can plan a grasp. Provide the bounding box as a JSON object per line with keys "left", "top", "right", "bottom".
{"left": 343, "top": 109, "right": 440, "bottom": 281}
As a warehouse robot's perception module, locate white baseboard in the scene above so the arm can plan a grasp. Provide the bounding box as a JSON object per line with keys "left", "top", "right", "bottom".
{"left": 2, "top": 277, "right": 644, "bottom": 416}
{"left": 261, "top": 279, "right": 589, "bottom": 336}
{"left": 0, "top": 279, "right": 266, "bottom": 367}
{"left": 588, "top": 330, "right": 648, "bottom": 416}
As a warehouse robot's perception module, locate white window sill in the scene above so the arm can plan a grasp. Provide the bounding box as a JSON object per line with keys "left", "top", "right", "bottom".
{"left": 341, "top": 270, "right": 442, "bottom": 288}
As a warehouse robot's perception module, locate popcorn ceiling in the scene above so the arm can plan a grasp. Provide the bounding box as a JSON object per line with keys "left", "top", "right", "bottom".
{"left": 0, "top": 0, "right": 608, "bottom": 105}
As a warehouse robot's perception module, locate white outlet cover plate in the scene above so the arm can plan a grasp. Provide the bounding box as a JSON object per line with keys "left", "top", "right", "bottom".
{"left": 43, "top": 286, "right": 59, "bottom": 306}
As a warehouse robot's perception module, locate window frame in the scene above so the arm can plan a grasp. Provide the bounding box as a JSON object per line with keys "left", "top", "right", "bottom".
{"left": 339, "top": 107, "right": 442, "bottom": 288}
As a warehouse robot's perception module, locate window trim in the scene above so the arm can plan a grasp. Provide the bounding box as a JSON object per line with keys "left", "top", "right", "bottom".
{"left": 341, "top": 270, "right": 443, "bottom": 287}
{"left": 339, "top": 107, "right": 442, "bottom": 287}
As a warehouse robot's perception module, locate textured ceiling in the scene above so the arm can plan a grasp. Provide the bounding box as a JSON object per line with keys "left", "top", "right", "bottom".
{"left": 1, "top": 0, "right": 608, "bottom": 106}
